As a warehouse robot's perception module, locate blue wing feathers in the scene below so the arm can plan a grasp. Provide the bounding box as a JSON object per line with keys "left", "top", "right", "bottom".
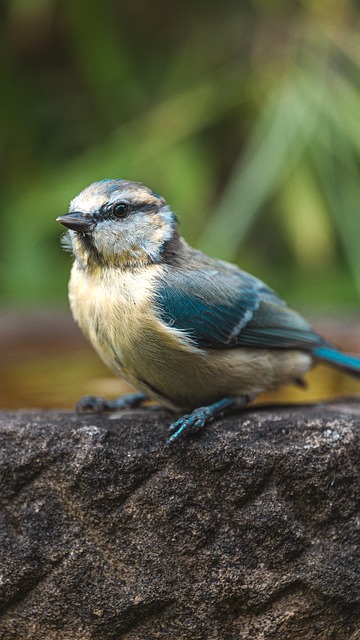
{"left": 155, "top": 260, "right": 360, "bottom": 380}
{"left": 157, "top": 269, "right": 260, "bottom": 347}
{"left": 313, "top": 346, "right": 360, "bottom": 378}
{"left": 155, "top": 265, "right": 322, "bottom": 351}
{"left": 238, "top": 300, "right": 322, "bottom": 349}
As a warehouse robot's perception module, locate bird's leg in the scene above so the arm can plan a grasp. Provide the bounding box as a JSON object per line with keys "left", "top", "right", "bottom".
{"left": 167, "top": 395, "right": 252, "bottom": 444}
{"left": 75, "top": 392, "right": 147, "bottom": 414}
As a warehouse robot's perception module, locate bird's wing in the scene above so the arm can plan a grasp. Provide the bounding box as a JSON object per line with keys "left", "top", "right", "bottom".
{"left": 155, "top": 262, "right": 323, "bottom": 351}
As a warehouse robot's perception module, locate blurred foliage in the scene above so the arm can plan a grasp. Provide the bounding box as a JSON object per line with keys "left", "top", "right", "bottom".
{"left": 1, "top": 0, "right": 360, "bottom": 310}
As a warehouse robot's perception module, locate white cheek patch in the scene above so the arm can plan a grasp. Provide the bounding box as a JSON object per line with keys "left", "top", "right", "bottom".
{"left": 92, "top": 211, "right": 175, "bottom": 263}
{"left": 135, "top": 210, "right": 175, "bottom": 261}
{"left": 92, "top": 221, "right": 125, "bottom": 258}
{"left": 158, "top": 206, "right": 176, "bottom": 238}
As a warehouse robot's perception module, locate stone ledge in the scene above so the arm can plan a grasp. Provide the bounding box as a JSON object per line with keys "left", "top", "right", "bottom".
{"left": 0, "top": 402, "right": 359, "bottom": 639}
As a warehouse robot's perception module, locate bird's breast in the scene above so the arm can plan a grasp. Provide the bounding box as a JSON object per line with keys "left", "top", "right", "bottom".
{"left": 68, "top": 263, "right": 166, "bottom": 380}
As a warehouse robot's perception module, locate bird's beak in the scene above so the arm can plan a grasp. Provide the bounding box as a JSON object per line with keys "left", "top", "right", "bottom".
{"left": 56, "top": 212, "right": 94, "bottom": 232}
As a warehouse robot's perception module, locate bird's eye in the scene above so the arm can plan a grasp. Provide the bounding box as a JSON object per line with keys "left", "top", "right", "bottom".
{"left": 111, "top": 203, "right": 130, "bottom": 219}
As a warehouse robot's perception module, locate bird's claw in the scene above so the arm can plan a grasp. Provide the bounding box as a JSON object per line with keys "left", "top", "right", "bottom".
{"left": 75, "top": 392, "right": 147, "bottom": 414}
{"left": 167, "top": 407, "right": 213, "bottom": 443}
{"left": 75, "top": 395, "right": 111, "bottom": 413}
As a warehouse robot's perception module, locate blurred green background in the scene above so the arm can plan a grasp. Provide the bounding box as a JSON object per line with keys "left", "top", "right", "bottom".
{"left": 1, "top": 0, "right": 360, "bottom": 408}
{"left": 3, "top": 0, "right": 360, "bottom": 308}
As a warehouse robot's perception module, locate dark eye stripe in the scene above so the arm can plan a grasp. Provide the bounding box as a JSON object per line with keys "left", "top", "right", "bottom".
{"left": 99, "top": 201, "right": 159, "bottom": 219}
{"left": 138, "top": 203, "right": 159, "bottom": 213}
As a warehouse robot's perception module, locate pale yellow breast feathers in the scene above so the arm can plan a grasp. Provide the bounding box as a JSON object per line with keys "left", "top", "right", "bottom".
{"left": 68, "top": 262, "right": 199, "bottom": 391}
{"left": 69, "top": 262, "right": 155, "bottom": 363}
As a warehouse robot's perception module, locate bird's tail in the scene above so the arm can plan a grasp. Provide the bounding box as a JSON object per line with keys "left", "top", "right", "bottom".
{"left": 313, "top": 345, "right": 360, "bottom": 379}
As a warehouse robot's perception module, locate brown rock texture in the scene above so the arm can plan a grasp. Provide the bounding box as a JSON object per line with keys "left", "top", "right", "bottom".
{"left": 0, "top": 401, "right": 359, "bottom": 639}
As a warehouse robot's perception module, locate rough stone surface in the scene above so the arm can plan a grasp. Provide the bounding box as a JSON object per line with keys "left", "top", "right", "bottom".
{"left": 0, "top": 401, "right": 359, "bottom": 640}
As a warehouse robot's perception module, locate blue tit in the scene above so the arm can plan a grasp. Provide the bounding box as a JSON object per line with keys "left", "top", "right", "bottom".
{"left": 57, "top": 179, "right": 360, "bottom": 443}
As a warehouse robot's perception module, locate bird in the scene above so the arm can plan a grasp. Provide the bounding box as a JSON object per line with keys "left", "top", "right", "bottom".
{"left": 57, "top": 179, "right": 360, "bottom": 443}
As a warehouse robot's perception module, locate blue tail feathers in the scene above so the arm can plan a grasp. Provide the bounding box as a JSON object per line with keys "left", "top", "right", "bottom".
{"left": 313, "top": 346, "right": 360, "bottom": 379}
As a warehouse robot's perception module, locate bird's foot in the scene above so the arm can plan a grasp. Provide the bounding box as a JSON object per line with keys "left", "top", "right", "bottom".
{"left": 167, "top": 407, "right": 213, "bottom": 442}
{"left": 75, "top": 392, "right": 147, "bottom": 414}
{"left": 167, "top": 397, "right": 237, "bottom": 444}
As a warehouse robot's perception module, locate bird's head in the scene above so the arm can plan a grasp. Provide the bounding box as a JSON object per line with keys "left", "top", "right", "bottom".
{"left": 57, "top": 179, "right": 178, "bottom": 269}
